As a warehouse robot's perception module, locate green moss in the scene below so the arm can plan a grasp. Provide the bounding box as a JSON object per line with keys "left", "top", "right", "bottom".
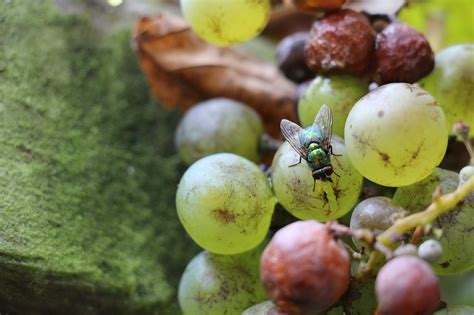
{"left": 0, "top": 1, "right": 197, "bottom": 313}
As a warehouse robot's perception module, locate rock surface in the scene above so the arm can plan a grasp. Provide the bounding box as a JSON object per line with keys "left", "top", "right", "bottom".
{"left": 0, "top": 1, "right": 197, "bottom": 313}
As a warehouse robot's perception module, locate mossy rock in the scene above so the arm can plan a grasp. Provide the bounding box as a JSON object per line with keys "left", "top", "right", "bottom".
{"left": 0, "top": 1, "right": 197, "bottom": 313}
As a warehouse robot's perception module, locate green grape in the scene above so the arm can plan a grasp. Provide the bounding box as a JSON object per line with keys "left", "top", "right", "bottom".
{"left": 298, "top": 75, "right": 368, "bottom": 137}
{"left": 180, "top": 0, "right": 271, "bottom": 46}
{"left": 440, "top": 270, "right": 474, "bottom": 306}
{"left": 399, "top": 0, "right": 474, "bottom": 50}
{"left": 418, "top": 44, "right": 474, "bottom": 134}
{"left": 350, "top": 197, "right": 404, "bottom": 247}
{"left": 176, "top": 153, "right": 276, "bottom": 254}
{"left": 394, "top": 168, "right": 474, "bottom": 275}
{"left": 434, "top": 305, "right": 474, "bottom": 315}
{"left": 326, "top": 276, "right": 377, "bottom": 314}
{"left": 346, "top": 277, "right": 377, "bottom": 315}
{"left": 242, "top": 301, "right": 276, "bottom": 315}
{"left": 344, "top": 83, "right": 448, "bottom": 187}
{"left": 175, "top": 98, "right": 263, "bottom": 165}
{"left": 271, "top": 136, "right": 363, "bottom": 221}
{"left": 178, "top": 248, "right": 267, "bottom": 315}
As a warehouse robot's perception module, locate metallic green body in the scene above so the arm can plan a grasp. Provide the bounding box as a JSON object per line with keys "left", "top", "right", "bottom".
{"left": 299, "top": 126, "right": 331, "bottom": 171}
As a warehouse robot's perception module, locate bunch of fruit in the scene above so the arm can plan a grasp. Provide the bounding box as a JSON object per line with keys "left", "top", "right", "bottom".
{"left": 173, "top": 0, "right": 473, "bottom": 314}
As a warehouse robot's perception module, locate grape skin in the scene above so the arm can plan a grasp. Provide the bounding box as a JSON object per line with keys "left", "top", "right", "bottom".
{"left": 418, "top": 44, "right": 474, "bottom": 135}
{"left": 242, "top": 301, "right": 277, "bottom": 315}
{"left": 176, "top": 153, "right": 276, "bottom": 255}
{"left": 175, "top": 98, "right": 263, "bottom": 165}
{"left": 271, "top": 137, "right": 363, "bottom": 221}
{"left": 260, "top": 221, "right": 350, "bottom": 314}
{"left": 178, "top": 249, "right": 267, "bottom": 315}
{"left": 435, "top": 305, "right": 474, "bottom": 315}
{"left": 394, "top": 168, "right": 474, "bottom": 275}
{"left": 376, "top": 256, "right": 440, "bottom": 315}
{"left": 180, "top": 0, "right": 271, "bottom": 46}
{"left": 298, "top": 75, "right": 368, "bottom": 137}
{"left": 344, "top": 83, "right": 448, "bottom": 187}
{"left": 350, "top": 197, "right": 403, "bottom": 236}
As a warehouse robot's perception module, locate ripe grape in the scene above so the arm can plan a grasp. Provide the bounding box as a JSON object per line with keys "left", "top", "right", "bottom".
{"left": 176, "top": 153, "right": 276, "bottom": 254}
{"left": 418, "top": 239, "right": 443, "bottom": 263}
{"left": 394, "top": 168, "right": 474, "bottom": 275}
{"left": 276, "top": 32, "right": 314, "bottom": 83}
{"left": 178, "top": 248, "right": 266, "bottom": 315}
{"left": 175, "top": 98, "right": 263, "bottom": 165}
{"left": 376, "top": 256, "right": 441, "bottom": 315}
{"left": 180, "top": 0, "right": 271, "bottom": 46}
{"left": 305, "top": 9, "right": 375, "bottom": 75}
{"left": 242, "top": 301, "right": 279, "bottom": 315}
{"left": 418, "top": 44, "right": 474, "bottom": 134}
{"left": 350, "top": 197, "right": 404, "bottom": 238}
{"left": 298, "top": 75, "right": 368, "bottom": 137}
{"left": 260, "top": 221, "right": 350, "bottom": 314}
{"left": 344, "top": 83, "right": 448, "bottom": 187}
{"left": 372, "top": 22, "right": 434, "bottom": 85}
{"left": 271, "top": 137, "right": 363, "bottom": 221}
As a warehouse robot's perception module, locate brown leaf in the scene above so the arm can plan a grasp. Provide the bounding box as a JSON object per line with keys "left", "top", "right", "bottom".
{"left": 133, "top": 14, "right": 298, "bottom": 137}
{"left": 344, "top": 0, "right": 407, "bottom": 16}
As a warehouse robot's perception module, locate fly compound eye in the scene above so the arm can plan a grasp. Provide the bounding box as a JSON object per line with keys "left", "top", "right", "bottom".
{"left": 308, "top": 143, "right": 319, "bottom": 151}
{"left": 325, "top": 165, "right": 334, "bottom": 175}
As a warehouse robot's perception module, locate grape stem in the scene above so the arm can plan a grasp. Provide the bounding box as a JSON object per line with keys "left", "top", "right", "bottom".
{"left": 357, "top": 175, "right": 474, "bottom": 278}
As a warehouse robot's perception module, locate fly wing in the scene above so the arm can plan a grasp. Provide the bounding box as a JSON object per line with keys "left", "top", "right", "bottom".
{"left": 313, "top": 104, "right": 333, "bottom": 149}
{"left": 280, "top": 119, "right": 307, "bottom": 159}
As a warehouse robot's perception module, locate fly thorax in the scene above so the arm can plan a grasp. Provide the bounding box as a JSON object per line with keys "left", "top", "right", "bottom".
{"left": 307, "top": 145, "right": 330, "bottom": 165}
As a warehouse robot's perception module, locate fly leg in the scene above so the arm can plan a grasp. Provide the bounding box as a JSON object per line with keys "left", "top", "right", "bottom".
{"left": 329, "top": 145, "right": 342, "bottom": 157}
{"left": 289, "top": 156, "right": 302, "bottom": 167}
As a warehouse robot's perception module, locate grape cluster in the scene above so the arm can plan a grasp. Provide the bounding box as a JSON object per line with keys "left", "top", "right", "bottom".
{"left": 175, "top": 2, "right": 473, "bottom": 314}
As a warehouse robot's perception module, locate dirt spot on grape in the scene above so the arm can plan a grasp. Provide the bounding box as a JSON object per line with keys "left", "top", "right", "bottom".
{"left": 437, "top": 209, "right": 461, "bottom": 226}
{"left": 379, "top": 151, "right": 390, "bottom": 163}
{"left": 211, "top": 208, "right": 236, "bottom": 224}
{"left": 351, "top": 131, "right": 373, "bottom": 156}
{"left": 332, "top": 186, "right": 343, "bottom": 200}
{"left": 377, "top": 110, "right": 384, "bottom": 118}
{"left": 416, "top": 91, "right": 429, "bottom": 98}
{"left": 440, "top": 261, "right": 450, "bottom": 268}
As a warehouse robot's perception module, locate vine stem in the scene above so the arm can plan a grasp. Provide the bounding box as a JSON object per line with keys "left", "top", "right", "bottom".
{"left": 377, "top": 176, "right": 474, "bottom": 247}
{"left": 357, "top": 175, "right": 474, "bottom": 278}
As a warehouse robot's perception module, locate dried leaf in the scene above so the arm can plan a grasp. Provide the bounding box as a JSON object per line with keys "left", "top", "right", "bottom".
{"left": 133, "top": 14, "right": 298, "bottom": 137}
{"left": 344, "top": 0, "right": 407, "bottom": 16}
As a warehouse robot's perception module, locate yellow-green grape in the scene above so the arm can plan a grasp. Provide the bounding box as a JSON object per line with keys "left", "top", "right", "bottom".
{"left": 394, "top": 168, "right": 474, "bottom": 275}
{"left": 271, "top": 136, "right": 363, "bottom": 221}
{"left": 298, "top": 75, "right": 368, "bottom": 137}
{"left": 439, "top": 271, "right": 474, "bottom": 306}
{"left": 399, "top": 0, "right": 474, "bottom": 50}
{"left": 176, "top": 153, "right": 276, "bottom": 254}
{"left": 418, "top": 44, "right": 474, "bottom": 134}
{"left": 242, "top": 301, "right": 276, "bottom": 315}
{"left": 344, "top": 83, "right": 448, "bottom": 187}
{"left": 326, "top": 277, "right": 377, "bottom": 315}
{"left": 175, "top": 98, "right": 263, "bottom": 165}
{"left": 435, "top": 305, "right": 474, "bottom": 315}
{"left": 178, "top": 248, "right": 266, "bottom": 315}
{"left": 180, "top": 0, "right": 271, "bottom": 46}
{"left": 344, "top": 278, "right": 377, "bottom": 315}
